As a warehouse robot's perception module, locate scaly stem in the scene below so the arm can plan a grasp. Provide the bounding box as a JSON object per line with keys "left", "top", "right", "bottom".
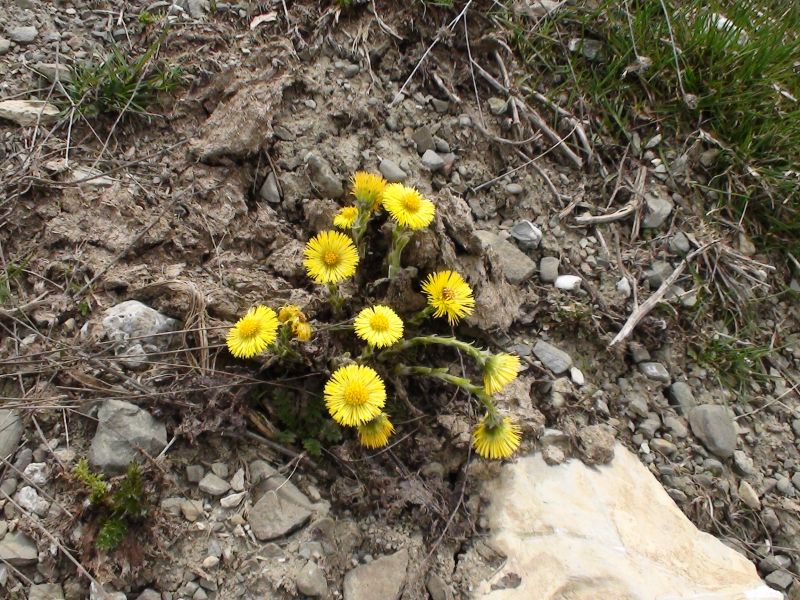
{"left": 406, "top": 305, "right": 434, "bottom": 326}
{"left": 395, "top": 364, "right": 497, "bottom": 414}
{"left": 351, "top": 204, "right": 373, "bottom": 259}
{"left": 387, "top": 226, "right": 412, "bottom": 279}
{"left": 327, "top": 282, "right": 344, "bottom": 317}
{"left": 382, "top": 335, "right": 486, "bottom": 364}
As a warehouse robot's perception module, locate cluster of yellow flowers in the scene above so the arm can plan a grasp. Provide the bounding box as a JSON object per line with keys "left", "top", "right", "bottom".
{"left": 225, "top": 171, "right": 524, "bottom": 460}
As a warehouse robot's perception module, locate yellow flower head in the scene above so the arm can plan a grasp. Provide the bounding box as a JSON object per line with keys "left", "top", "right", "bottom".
{"left": 324, "top": 364, "right": 386, "bottom": 427}
{"left": 483, "top": 353, "right": 521, "bottom": 395}
{"left": 382, "top": 183, "right": 435, "bottom": 230}
{"left": 333, "top": 206, "right": 359, "bottom": 230}
{"left": 421, "top": 270, "right": 476, "bottom": 325}
{"left": 354, "top": 305, "right": 404, "bottom": 348}
{"left": 226, "top": 305, "right": 278, "bottom": 359}
{"left": 351, "top": 171, "right": 387, "bottom": 211}
{"left": 357, "top": 412, "right": 395, "bottom": 449}
{"left": 292, "top": 319, "right": 312, "bottom": 342}
{"left": 472, "top": 415, "right": 521, "bottom": 460}
{"left": 278, "top": 304, "right": 302, "bottom": 323}
{"left": 303, "top": 230, "right": 359, "bottom": 284}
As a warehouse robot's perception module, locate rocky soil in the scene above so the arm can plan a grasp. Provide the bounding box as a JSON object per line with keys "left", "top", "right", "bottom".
{"left": 1, "top": 1, "right": 799, "bottom": 599}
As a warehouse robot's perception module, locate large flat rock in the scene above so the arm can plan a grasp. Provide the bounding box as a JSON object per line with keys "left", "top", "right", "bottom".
{"left": 476, "top": 444, "right": 779, "bottom": 599}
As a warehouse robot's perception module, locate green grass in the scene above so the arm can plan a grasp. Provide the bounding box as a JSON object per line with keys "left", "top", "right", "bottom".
{"left": 63, "top": 35, "right": 183, "bottom": 118}
{"left": 505, "top": 0, "right": 800, "bottom": 252}
{"left": 689, "top": 333, "right": 774, "bottom": 392}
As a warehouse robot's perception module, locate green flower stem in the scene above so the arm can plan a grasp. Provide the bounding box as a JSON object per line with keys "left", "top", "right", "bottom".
{"left": 352, "top": 203, "right": 373, "bottom": 258}
{"left": 387, "top": 226, "right": 412, "bottom": 279}
{"left": 406, "top": 305, "right": 434, "bottom": 326}
{"left": 388, "top": 335, "right": 486, "bottom": 364}
{"left": 327, "top": 282, "right": 344, "bottom": 317}
{"left": 396, "top": 364, "right": 497, "bottom": 414}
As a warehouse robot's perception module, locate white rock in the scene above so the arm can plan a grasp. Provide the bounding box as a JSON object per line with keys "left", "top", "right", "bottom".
{"left": 476, "top": 444, "right": 779, "bottom": 600}
{"left": 616, "top": 277, "right": 632, "bottom": 297}
{"left": 0, "top": 100, "right": 59, "bottom": 126}
{"left": 220, "top": 492, "right": 246, "bottom": 508}
{"left": 202, "top": 555, "right": 220, "bottom": 569}
{"left": 569, "top": 367, "right": 585, "bottom": 386}
{"left": 554, "top": 274, "right": 581, "bottom": 290}
{"left": 23, "top": 462, "right": 49, "bottom": 485}
{"left": 15, "top": 486, "right": 50, "bottom": 516}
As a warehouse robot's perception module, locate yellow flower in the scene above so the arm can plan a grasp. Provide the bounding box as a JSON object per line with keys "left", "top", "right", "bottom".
{"left": 421, "top": 270, "right": 476, "bottom": 325}
{"left": 472, "top": 415, "right": 521, "bottom": 460}
{"left": 357, "top": 412, "right": 395, "bottom": 449}
{"left": 303, "top": 230, "right": 359, "bottom": 284}
{"left": 334, "top": 206, "right": 359, "bottom": 229}
{"left": 226, "top": 305, "right": 278, "bottom": 358}
{"left": 278, "top": 304, "right": 302, "bottom": 323}
{"left": 382, "top": 183, "right": 435, "bottom": 230}
{"left": 483, "top": 353, "right": 521, "bottom": 395}
{"left": 324, "top": 364, "right": 386, "bottom": 426}
{"left": 354, "top": 305, "right": 404, "bottom": 348}
{"left": 351, "top": 171, "right": 387, "bottom": 211}
{"left": 292, "top": 320, "right": 312, "bottom": 342}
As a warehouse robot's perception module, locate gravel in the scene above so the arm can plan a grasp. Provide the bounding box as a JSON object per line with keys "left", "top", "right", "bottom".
{"left": 688, "top": 404, "right": 738, "bottom": 458}
{"left": 667, "top": 382, "right": 697, "bottom": 414}
{"left": 638, "top": 362, "right": 671, "bottom": 383}
{"left": 533, "top": 340, "right": 573, "bottom": 374}
{"left": 379, "top": 159, "right": 407, "bottom": 182}
{"left": 8, "top": 26, "right": 38, "bottom": 44}
{"left": 475, "top": 230, "right": 537, "bottom": 284}
{"left": 420, "top": 149, "right": 445, "bottom": 171}
{"left": 89, "top": 400, "right": 167, "bottom": 475}
{"left": 539, "top": 257, "right": 559, "bottom": 283}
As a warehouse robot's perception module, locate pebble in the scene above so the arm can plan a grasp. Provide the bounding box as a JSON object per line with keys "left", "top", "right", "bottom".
{"left": 295, "top": 560, "right": 328, "bottom": 597}
{"left": 230, "top": 468, "right": 245, "bottom": 492}
{"left": 732, "top": 450, "right": 755, "bottom": 477}
{"left": 198, "top": 473, "right": 230, "bottom": 496}
{"left": 427, "top": 572, "right": 452, "bottom": 600}
{"left": 343, "top": 550, "right": 408, "bottom": 600}
{"left": 577, "top": 424, "right": 616, "bottom": 465}
{"left": 475, "top": 230, "right": 537, "bottom": 284}
{"left": 792, "top": 472, "right": 800, "bottom": 490}
{"left": 0, "top": 531, "right": 38, "bottom": 566}
{"left": 0, "top": 99, "right": 60, "bottom": 126}
{"left": 29, "top": 584, "right": 65, "bottom": 600}
{"left": 539, "top": 257, "right": 560, "bottom": 283}
{"left": 642, "top": 193, "right": 673, "bottom": 229}
{"left": 23, "top": 462, "right": 49, "bottom": 485}
{"left": 343, "top": 63, "right": 360, "bottom": 78}
{"left": 487, "top": 97, "right": 507, "bottom": 115}
{"left": 764, "top": 570, "right": 793, "bottom": 591}
{"left": 509, "top": 220, "right": 542, "bottom": 249}
{"left": 738, "top": 480, "right": 761, "bottom": 510}
{"left": 650, "top": 438, "right": 678, "bottom": 456}
{"left": 759, "top": 555, "right": 791, "bottom": 574}
{"left": 775, "top": 477, "right": 795, "bottom": 497}
{"left": 506, "top": 183, "right": 524, "bottom": 195}
{"left": 570, "top": 367, "right": 585, "bottom": 386}
{"left": 554, "top": 275, "right": 582, "bottom": 290}
{"left": 644, "top": 261, "right": 673, "bottom": 288}
{"left": 202, "top": 556, "right": 219, "bottom": 569}
{"left": 420, "top": 149, "right": 445, "bottom": 171}
{"left": 533, "top": 340, "right": 573, "bottom": 374}
{"left": 667, "top": 382, "right": 696, "bottom": 414}
{"left": 379, "top": 159, "right": 407, "bottom": 182}
{"left": 248, "top": 490, "right": 311, "bottom": 541}
{"left": 628, "top": 343, "right": 651, "bottom": 364}
{"left": 0, "top": 38, "right": 10, "bottom": 55}
{"left": 542, "top": 444, "right": 566, "bottom": 465}
{"left": 15, "top": 486, "right": 50, "bottom": 516}
{"left": 663, "top": 416, "right": 688, "bottom": 438}
{"left": 669, "top": 231, "right": 691, "bottom": 255}
{"left": 305, "top": 153, "right": 343, "bottom": 198}
{"left": 220, "top": 492, "right": 246, "bottom": 508}
{"left": 688, "top": 404, "right": 737, "bottom": 458}
{"left": 210, "top": 462, "right": 228, "bottom": 478}
{"left": 180, "top": 499, "right": 204, "bottom": 522}
{"left": 412, "top": 127, "right": 435, "bottom": 154}
{"left": 259, "top": 172, "right": 281, "bottom": 204}
{"left": 638, "top": 362, "right": 671, "bottom": 383}
{"left": 0, "top": 409, "right": 23, "bottom": 461}
{"left": 186, "top": 465, "right": 204, "bottom": 483}
{"left": 616, "top": 277, "right": 632, "bottom": 297}
{"left": 8, "top": 26, "right": 38, "bottom": 44}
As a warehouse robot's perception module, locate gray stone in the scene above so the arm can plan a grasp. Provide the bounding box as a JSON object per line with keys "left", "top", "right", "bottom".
{"left": 426, "top": 572, "right": 452, "bottom": 600}
{"left": 15, "top": 486, "right": 49, "bottom": 516}
{"left": 667, "top": 382, "right": 696, "bottom": 414}
{"left": 136, "top": 590, "right": 161, "bottom": 600}
{"left": 248, "top": 491, "right": 311, "bottom": 541}
{"left": 296, "top": 560, "right": 328, "bottom": 597}
{"left": 160, "top": 497, "right": 183, "bottom": 516}
{"left": 220, "top": 492, "right": 246, "bottom": 508}
{"left": 33, "top": 62, "right": 73, "bottom": 83}
{"left": 259, "top": 172, "right": 281, "bottom": 204}
{"left": 434, "top": 136, "right": 450, "bottom": 153}
{"left": 792, "top": 472, "right": 800, "bottom": 491}
{"left": 542, "top": 444, "right": 566, "bottom": 465}
{"left": 505, "top": 183, "right": 524, "bottom": 195}
{"left": 89, "top": 400, "right": 167, "bottom": 475}
{"left": 0, "top": 409, "right": 23, "bottom": 460}
{"left": 689, "top": 405, "right": 737, "bottom": 458}
{"left": 230, "top": 468, "right": 245, "bottom": 491}
{"left": 738, "top": 480, "right": 760, "bottom": 510}
{"left": 186, "top": 465, "right": 204, "bottom": 483}
{"left": 663, "top": 416, "right": 688, "bottom": 438}
{"left": 487, "top": 97, "right": 507, "bottom": 115}
{"left": 8, "top": 26, "right": 37, "bottom": 44}
{"left": 343, "top": 63, "right": 360, "bottom": 78}
{"left": 29, "top": 583, "right": 65, "bottom": 600}
{"left": 476, "top": 230, "right": 537, "bottom": 284}
{"left": 0, "top": 531, "right": 37, "bottom": 566}
{"left": 343, "top": 549, "right": 408, "bottom": 600}
{"left": 650, "top": 438, "right": 677, "bottom": 456}
{"left": 420, "top": 149, "right": 445, "bottom": 171}
{"left": 0, "top": 38, "right": 10, "bottom": 55}
{"left": 577, "top": 425, "right": 615, "bottom": 465}
{"left": 703, "top": 458, "right": 724, "bottom": 476}
{"left": 642, "top": 193, "right": 673, "bottom": 228}
{"left": 644, "top": 261, "right": 673, "bottom": 288}
{"left": 250, "top": 460, "right": 313, "bottom": 509}
{"left": 732, "top": 450, "right": 755, "bottom": 477}
{"left": 759, "top": 555, "right": 791, "bottom": 575}
{"left": 539, "top": 256, "right": 559, "bottom": 283}
{"left": 180, "top": 499, "right": 203, "bottom": 522}
{"left": 187, "top": 0, "right": 209, "bottom": 18}
{"left": 90, "top": 582, "right": 127, "bottom": 600}
{"left": 99, "top": 301, "right": 178, "bottom": 357}
{"left": 627, "top": 393, "right": 649, "bottom": 418}
{"left": 379, "top": 159, "right": 406, "bottom": 183}
{"left": 0, "top": 100, "right": 60, "bottom": 126}
{"left": 0, "top": 478, "right": 17, "bottom": 497}
{"left": 210, "top": 462, "right": 228, "bottom": 478}
{"left": 198, "top": 473, "right": 230, "bottom": 496}
{"left": 533, "top": 340, "right": 573, "bottom": 374}
{"left": 628, "top": 342, "right": 650, "bottom": 364}
{"left": 306, "top": 154, "right": 343, "bottom": 198}
{"left": 775, "top": 477, "right": 795, "bottom": 497}
{"left": 764, "top": 570, "right": 793, "bottom": 591}
{"left": 509, "top": 220, "right": 542, "bottom": 249}
{"left": 23, "top": 462, "right": 48, "bottom": 485}
{"left": 638, "top": 414, "right": 661, "bottom": 439}
{"left": 638, "top": 362, "right": 671, "bottom": 383}
{"left": 669, "top": 231, "right": 691, "bottom": 255}
{"left": 412, "top": 127, "right": 435, "bottom": 154}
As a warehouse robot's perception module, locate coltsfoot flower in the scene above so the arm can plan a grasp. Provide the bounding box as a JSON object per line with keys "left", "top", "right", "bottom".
{"left": 357, "top": 412, "right": 395, "bottom": 449}
{"left": 324, "top": 364, "right": 386, "bottom": 426}
{"left": 333, "top": 206, "right": 359, "bottom": 229}
{"left": 483, "top": 353, "right": 521, "bottom": 395}
{"left": 351, "top": 171, "right": 387, "bottom": 211}
{"left": 354, "top": 305, "right": 404, "bottom": 348}
{"left": 472, "top": 415, "right": 521, "bottom": 460}
{"left": 278, "top": 304, "right": 302, "bottom": 323}
{"left": 292, "top": 319, "right": 312, "bottom": 342}
{"left": 226, "top": 305, "right": 278, "bottom": 358}
{"left": 421, "top": 270, "right": 475, "bottom": 325}
{"left": 303, "top": 230, "right": 359, "bottom": 284}
{"left": 382, "top": 183, "right": 435, "bottom": 229}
